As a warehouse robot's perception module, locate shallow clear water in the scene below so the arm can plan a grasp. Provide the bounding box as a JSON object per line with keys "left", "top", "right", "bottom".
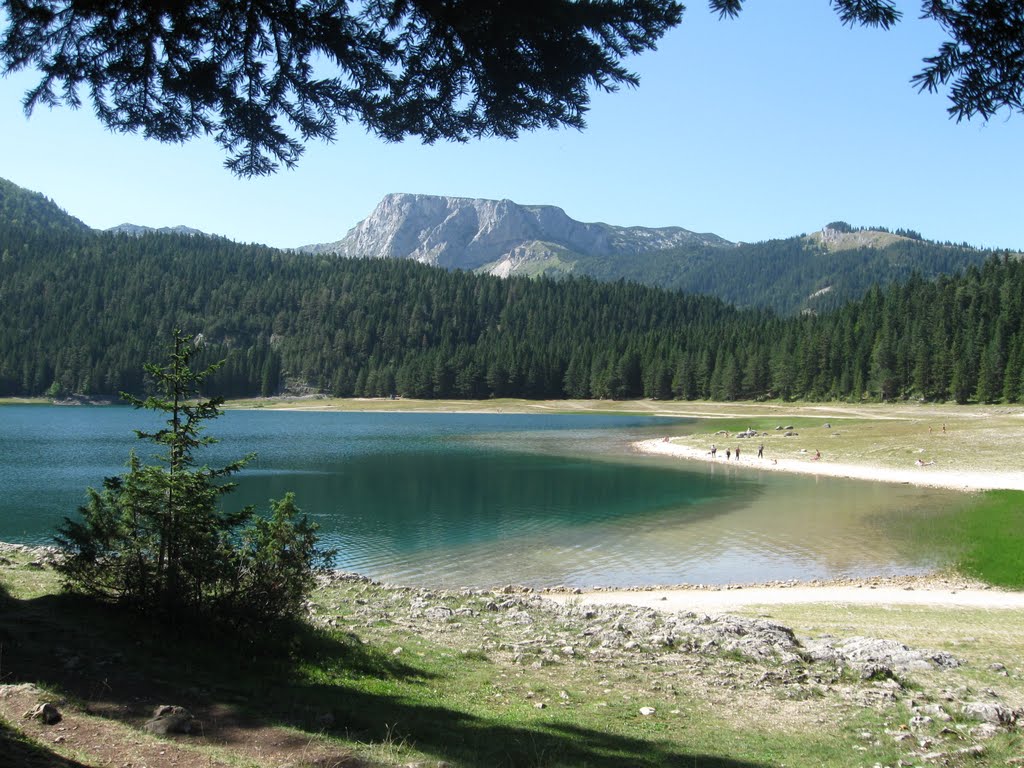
{"left": 0, "top": 405, "right": 968, "bottom": 587}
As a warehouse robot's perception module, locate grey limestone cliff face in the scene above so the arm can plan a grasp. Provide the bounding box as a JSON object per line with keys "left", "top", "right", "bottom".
{"left": 300, "top": 193, "right": 729, "bottom": 274}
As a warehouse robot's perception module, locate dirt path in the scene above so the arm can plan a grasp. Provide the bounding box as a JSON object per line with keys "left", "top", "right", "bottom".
{"left": 547, "top": 583, "right": 1024, "bottom": 614}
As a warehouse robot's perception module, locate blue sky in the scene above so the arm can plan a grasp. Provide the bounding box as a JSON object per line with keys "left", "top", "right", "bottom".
{"left": 1, "top": 2, "right": 1021, "bottom": 251}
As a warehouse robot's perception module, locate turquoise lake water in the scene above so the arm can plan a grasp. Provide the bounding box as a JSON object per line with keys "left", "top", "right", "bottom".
{"left": 0, "top": 405, "right": 967, "bottom": 587}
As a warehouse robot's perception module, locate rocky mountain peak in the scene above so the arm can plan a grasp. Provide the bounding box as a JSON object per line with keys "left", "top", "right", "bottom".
{"left": 811, "top": 224, "right": 913, "bottom": 252}
{"left": 299, "top": 193, "right": 730, "bottom": 275}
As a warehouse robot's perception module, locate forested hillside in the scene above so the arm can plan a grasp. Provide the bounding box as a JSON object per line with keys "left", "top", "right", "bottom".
{"left": 0, "top": 177, "right": 92, "bottom": 243}
{"left": 2, "top": 177, "right": 1021, "bottom": 404}
{"left": 573, "top": 234, "right": 992, "bottom": 315}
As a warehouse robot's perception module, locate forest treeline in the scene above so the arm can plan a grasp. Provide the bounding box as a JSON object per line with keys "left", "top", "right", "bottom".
{"left": 1, "top": 180, "right": 1022, "bottom": 404}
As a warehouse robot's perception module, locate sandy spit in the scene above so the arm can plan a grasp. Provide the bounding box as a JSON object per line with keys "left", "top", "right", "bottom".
{"left": 633, "top": 438, "right": 1024, "bottom": 492}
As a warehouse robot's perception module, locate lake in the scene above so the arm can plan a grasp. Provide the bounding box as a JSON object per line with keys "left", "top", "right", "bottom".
{"left": 0, "top": 405, "right": 969, "bottom": 588}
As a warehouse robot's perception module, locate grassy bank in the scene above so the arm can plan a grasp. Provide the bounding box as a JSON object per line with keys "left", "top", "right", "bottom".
{"left": 648, "top": 401, "right": 1024, "bottom": 482}
{"left": 3, "top": 547, "right": 1023, "bottom": 768}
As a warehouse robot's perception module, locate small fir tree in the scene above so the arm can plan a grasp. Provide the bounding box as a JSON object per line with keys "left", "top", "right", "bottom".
{"left": 55, "top": 330, "right": 330, "bottom": 630}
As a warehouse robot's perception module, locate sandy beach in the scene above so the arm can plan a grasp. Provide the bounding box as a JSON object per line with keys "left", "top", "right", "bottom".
{"left": 633, "top": 437, "right": 1024, "bottom": 492}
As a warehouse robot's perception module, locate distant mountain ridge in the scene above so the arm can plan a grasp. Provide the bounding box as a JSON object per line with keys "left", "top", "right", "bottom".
{"left": 573, "top": 225, "right": 997, "bottom": 315}
{"left": 297, "top": 193, "right": 1002, "bottom": 313}
{"left": 298, "top": 193, "right": 731, "bottom": 276}
{"left": 106, "top": 223, "right": 210, "bottom": 237}
{"left": 0, "top": 177, "right": 1008, "bottom": 315}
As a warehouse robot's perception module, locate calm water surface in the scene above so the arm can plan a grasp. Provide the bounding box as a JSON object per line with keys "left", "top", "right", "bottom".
{"left": 0, "top": 405, "right": 968, "bottom": 587}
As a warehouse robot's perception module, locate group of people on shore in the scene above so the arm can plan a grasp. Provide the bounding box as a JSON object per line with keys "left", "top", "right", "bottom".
{"left": 708, "top": 443, "right": 820, "bottom": 464}
{"left": 710, "top": 443, "right": 766, "bottom": 461}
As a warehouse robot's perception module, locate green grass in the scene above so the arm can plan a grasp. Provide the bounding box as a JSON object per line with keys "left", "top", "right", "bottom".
{"left": 0, "top": 716, "right": 92, "bottom": 768}
{"left": 953, "top": 490, "right": 1024, "bottom": 587}
{"left": 688, "top": 415, "right": 849, "bottom": 435}
{"left": 2, "top": 551, "right": 948, "bottom": 768}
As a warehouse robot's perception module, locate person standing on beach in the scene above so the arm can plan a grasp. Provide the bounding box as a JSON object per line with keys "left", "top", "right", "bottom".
{"left": 735, "top": 446, "right": 740, "bottom": 461}
{"left": 711, "top": 444, "right": 717, "bottom": 458}
{"left": 726, "top": 448, "right": 731, "bottom": 461}
{"left": 757, "top": 443, "right": 763, "bottom": 459}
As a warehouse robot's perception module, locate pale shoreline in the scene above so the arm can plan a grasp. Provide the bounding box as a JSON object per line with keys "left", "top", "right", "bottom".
{"left": 546, "top": 581, "right": 1024, "bottom": 614}
{"left": 633, "top": 438, "right": 1024, "bottom": 492}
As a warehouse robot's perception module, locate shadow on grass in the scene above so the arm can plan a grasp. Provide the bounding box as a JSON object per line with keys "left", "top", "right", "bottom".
{"left": 0, "top": 718, "right": 92, "bottom": 768}
{"left": 0, "top": 590, "right": 768, "bottom": 768}
{"left": 294, "top": 680, "right": 763, "bottom": 768}
{"left": 0, "top": 590, "right": 426, "bottom": 715}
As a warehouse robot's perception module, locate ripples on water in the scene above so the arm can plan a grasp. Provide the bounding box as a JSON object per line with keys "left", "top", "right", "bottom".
{"left": 0, "top": 406, "right": 969, "bottom": 587}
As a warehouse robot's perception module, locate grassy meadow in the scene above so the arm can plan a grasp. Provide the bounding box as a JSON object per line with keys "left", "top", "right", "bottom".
{"left": 3, "top": 545, "right": 1024, "bottom": 768}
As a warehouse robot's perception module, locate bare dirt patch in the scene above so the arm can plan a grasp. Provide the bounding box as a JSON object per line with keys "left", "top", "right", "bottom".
{"left": 1, "top": 683, "right": 360, "bottom": 768}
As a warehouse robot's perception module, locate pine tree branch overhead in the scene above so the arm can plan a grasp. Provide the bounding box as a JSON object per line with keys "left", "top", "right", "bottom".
{"left": 913, "top": 1, "right": 1024, "bottom": 122}
{"left": 2, "top": 1, "right": 1021, "bottom": 177}
{"left": 0, "top": 0, "right": 684, "bottom": 176}
{"left": 713, "top": 0, "right": 1024, "bottom": 121}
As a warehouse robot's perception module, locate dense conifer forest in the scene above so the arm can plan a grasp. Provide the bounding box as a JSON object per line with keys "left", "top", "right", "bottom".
{"left": 1, "top": 178, "right": 1021, "bottom": 403}
{"left": 573, "top": 235, "right": 991, "bottom": 315}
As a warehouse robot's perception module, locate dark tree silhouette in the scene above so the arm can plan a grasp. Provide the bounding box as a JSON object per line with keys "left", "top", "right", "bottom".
{"left": 713, "top": 0, "right": 1024, "bottom": 123}
{"left": 0, "top": 0, "right": 682, "bottom": 175}
{"left": 3, "top": 2, "right": 1019, "bottom": 176}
